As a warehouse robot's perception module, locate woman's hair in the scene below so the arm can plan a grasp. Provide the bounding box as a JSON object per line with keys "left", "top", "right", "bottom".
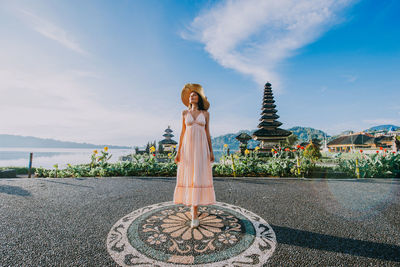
{"left": 188, "top": 91, "right": 206, "bottom": 110}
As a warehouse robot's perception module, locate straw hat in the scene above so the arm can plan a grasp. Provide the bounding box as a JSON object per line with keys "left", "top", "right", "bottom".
{"left": 181, "top": 83, "right": 210, "bottom": 110}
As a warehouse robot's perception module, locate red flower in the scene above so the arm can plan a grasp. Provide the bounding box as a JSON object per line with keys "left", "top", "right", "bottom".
{"left": 296, "top": 145, "right": 301, "bottom": 149}
{"left": 285, "top": 148, "right": 290, "bottom": 151}
{"left": 360, "top": 149, "right": 363, "bottom": 153}
{"left": 379, "top": 147, "right": 383, "bottom": 150}
{"left": 384, "top": 148, "right": 387, "bottom": 152}
{"left": 153, "top": 153, "right": 155, "bottom": 156}
{"left": 393, "top": 151, "right": 396, "bottom": 154}
{"left": 274, "top": 151, "right": 278, "bottom": 154}
{"left": 376, "top": 151, "right": 379, "bottom": 154}
{"left": 300, "top": 146, "right": 304, "bottom": 150}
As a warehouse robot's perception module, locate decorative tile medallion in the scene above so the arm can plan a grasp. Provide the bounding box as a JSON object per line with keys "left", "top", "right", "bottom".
{"left": 106, "top": 201, "right": 276, "bottom": 266}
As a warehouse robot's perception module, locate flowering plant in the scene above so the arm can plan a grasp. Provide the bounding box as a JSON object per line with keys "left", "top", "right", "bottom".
{"left": 91, "top": 147, "right": 112, "bottom": 168}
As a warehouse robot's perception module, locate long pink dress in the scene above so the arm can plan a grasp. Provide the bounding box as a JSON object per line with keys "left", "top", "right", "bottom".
{"left": 173, "top": 111, "right": 216, "bottom": 206}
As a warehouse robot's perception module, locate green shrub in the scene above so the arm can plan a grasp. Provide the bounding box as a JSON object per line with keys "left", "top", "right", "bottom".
{"left": 303, "top": 142, "right": 322, "bottom": 161}
{"left": 32, "top": 149, "right": 399, "bottom": 178}
{"left": 338, "top": 152, "right": 400, "bottom": 178}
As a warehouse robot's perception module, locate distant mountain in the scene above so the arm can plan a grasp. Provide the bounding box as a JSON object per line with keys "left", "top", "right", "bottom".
{"left": 287, "top": 126, "right": 330, "bottom": 142}
{"left": 365, "top": 124, "right": 400, "bottom": 132}
{"left": 0, "top": 134, "right": 131, "bottom": 149}
{"left": 212, "top": 129, "right": 261, "bottom": 151}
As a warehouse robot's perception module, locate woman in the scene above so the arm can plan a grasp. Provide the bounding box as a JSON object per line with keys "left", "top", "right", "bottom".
{"left": 173, "top": 83, "right": 216, "bottom": 228}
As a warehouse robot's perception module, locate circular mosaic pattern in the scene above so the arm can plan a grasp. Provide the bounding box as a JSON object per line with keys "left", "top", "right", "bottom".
{"left": 107, "top": 201, "right": 276, "bottom": 266}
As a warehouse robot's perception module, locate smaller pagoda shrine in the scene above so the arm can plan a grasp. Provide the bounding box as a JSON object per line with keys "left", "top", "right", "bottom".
{"left": 235, "top": 132, "right": 252, "bottom": 154}
{"left": 159, "top": 125, "right": 177, "bottom": 152}
{"left": 252, "top": 82, "right": 291, "bottom": 150}
{"left": 298, "top": 138, "right": 322, "bottom": 150}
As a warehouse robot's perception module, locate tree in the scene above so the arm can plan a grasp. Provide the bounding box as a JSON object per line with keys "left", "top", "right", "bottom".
{"left": 285, "top": 133, "right": 298, "bottom": 147}
{"left": 303, "top": 141, "right": 322, "bottom": 161}
{"left": 158, "top": 142, "right": 164, "bottom": 153}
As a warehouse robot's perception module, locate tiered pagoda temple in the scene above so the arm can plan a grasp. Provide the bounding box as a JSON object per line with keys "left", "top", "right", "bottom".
{"left": 252, "top": 82, "right": 291, "bottom": 150}
{"left": 159, "top": 125, "right": 177, "bottom": 152}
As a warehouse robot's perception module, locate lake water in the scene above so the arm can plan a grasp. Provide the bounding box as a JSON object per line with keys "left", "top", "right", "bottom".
{"left": 0, "top": 148, "right": 227, "bottom": 169}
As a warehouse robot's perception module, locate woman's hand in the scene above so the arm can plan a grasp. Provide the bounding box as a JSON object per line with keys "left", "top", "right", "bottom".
{"left": 210, "top": 153, "right": 214, "bottom": 163}
{"left": 174, "top": 153, "right": 181, "bottom": 164}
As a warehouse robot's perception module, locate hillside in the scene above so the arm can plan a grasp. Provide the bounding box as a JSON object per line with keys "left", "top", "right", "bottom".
{"left": 0, "top": 134, "right": 131, "bottom": 149}
{"left": 287, "top": 126, "right": 330, "bottom": 141}
{"left": 328, "top": 125, "right": 400, "bottom": 142}
{"left": 212, "top": 129, "right": 260, "bottom": 151}
{"left": 366, "top": 124, "right": 400, "bottom": 132}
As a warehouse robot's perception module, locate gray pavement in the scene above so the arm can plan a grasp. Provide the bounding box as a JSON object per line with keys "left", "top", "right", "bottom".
{"left": 1, "top": 177, "right": 399, "bottom": 266}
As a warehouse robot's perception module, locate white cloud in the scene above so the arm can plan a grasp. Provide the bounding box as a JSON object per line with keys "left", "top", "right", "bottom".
{"left": 0, "top": 68, "right": 181, "bottom": 146}
{"left": 0, "top": 7, "right": 188, "bottom": 146}
{"left": 320, "top": 86, "right": 328, "bottom": 93}
{"left": 182, "top": 0, "right": 355, "bottom": 91}
{"left": 18, "top": 9, "right": 88, "bottom": 56}
{"left": 0, "top": 4, "right": 250, "bottom": 146}
{"left": 342, "top": 74, "right": 358, "bottom": 83}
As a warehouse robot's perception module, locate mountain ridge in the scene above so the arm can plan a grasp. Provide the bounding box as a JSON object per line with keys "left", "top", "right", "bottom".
{"left": 366, "top": 124, "right": 400, "bottom": 132}
{"left": 2, "top": 124, "right": 398, "bottom": 149}
{"left": 0, "top": 134, "right": 131, "bottom": 149}
{"left": 211, "top": 124, "right": 400, "bottom": 150}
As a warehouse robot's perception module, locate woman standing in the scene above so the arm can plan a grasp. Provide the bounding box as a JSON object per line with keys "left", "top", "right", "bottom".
{"left": 174, "top": 83, "right": 216, "bottom": 228}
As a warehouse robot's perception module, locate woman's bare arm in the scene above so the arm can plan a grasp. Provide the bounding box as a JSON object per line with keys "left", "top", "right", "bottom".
{"left": 204, "top": 111, "right": 213, "bottom": 156}
{"left": 177, "top": 110, "right": 186, "bottom": 156}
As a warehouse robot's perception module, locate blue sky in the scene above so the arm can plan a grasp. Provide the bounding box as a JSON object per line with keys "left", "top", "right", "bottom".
{"left": 1, "top": 0, "right": 399, "bottom": 146}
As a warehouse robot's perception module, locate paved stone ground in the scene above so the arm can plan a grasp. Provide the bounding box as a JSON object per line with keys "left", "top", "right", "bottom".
{"left": 0, "top": 177, "right": 399, "bottom": 266}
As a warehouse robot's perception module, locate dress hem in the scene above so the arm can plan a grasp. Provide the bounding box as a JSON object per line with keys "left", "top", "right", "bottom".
{"left": 173, "top": 201, "right": 216, "bottom": 207}
{"left": 175, "top": 185, "right": 214, "bottom": 188}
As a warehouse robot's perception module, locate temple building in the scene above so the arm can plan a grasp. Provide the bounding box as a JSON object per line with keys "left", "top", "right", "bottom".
{"left": 252, "top": 82, "right": 291, "bottom": 150}
{"left": 327, "top": 132, "right": 398, "bottom": 152}
{"left": 159, "top": 125, "right": 177, "bottom": 152}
